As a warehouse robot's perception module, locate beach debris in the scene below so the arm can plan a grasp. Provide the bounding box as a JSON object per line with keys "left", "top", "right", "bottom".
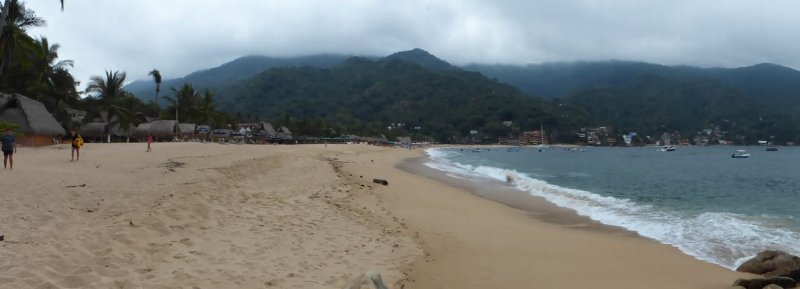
{"left": 0, "top": 234, "right": 4, "bottom": 241}
{"left": 65, "top": 184, "right": 87, "bottom": 188}
{"left": 342, "top": 271, "right": 389, "bottom": 289}
{"left": 373, "top": 179, "right": 388, "bottom": 186}
{"left": 737, "top": 250, "right": 800, "bottom": 277}
{"left": 732, "top": 276, "right": 796, "bottom": 289}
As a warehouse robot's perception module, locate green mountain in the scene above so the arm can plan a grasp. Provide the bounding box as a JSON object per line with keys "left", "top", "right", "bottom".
{"left": 125, "top": 54, "right": 352, "bottom": 102}
{"left": 385, "top": 48, "right": 455, "bottom": 70}
{"left": 466, "top": 61, "right": 800, "bottom": 143}
{"left": 217, "top": 53, "right": 586, "bottom": 142}
{"left": 126, "top": 50, "right": 800, "bottom": 144}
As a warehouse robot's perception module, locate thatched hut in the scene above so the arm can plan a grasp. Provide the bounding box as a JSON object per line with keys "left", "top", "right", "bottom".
{"left": 0, "top": 93, "right": 66, "bottom": 146}
{"left": 148, "top": 120, "right": 178, "bottom": 139}
{"left": 79, "top": 122, "right": 108, "bottom": 142}
{"left": 133, "top": 123, "right": 152, "bottom": 140}
{"left": 262, "top": 122, "right": 277, "bottom": 137}
{"left": 178, "top": 123, "right": 196, "bottom": 139}
{"left": 277, "top": 126, "right": 293, "bottom": 141}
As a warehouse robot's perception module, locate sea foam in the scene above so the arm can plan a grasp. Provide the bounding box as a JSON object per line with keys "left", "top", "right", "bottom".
{"left": 424, "top": 148, "right": 800, "bottom": 269}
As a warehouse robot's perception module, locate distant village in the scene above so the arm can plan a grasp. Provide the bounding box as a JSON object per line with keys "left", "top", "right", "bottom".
{"left": 0, "top": 93, "right": 404, "bottom": 147}
{"left": 0, "top": 93, "right": 298, "bottom": 146}
{"left": 1, "top": 92, "right": 792, "bottom": 148}
{"left": 494, "top": 121, "right": 793, "bottom": 146}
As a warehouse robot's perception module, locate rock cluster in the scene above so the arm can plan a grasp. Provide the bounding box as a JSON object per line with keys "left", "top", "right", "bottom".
{"left": 733, "top": 251, "right": 800, "bottom": 289}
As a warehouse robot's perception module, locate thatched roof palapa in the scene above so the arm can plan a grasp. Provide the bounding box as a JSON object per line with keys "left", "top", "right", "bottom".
{"left": 79, "top": 123, "right": 107, "bottom": 138}
{"left": 178, "top": 123, "right": 196, "bottom": 136}
{"left": 0, "top": 93, "right": 66, "bottom": 136}
{"left": 148, "top": 120, "right": 178, "bottom": 138}
{"left": 261, "top": 122, "right": 277, "bottom": 136}
{"left": 133, "top": 123, "right": 151, "bottom": 139}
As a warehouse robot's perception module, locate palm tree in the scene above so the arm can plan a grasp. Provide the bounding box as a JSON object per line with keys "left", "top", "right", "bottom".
{"left": 148, "top": 68, "right": 161, "bottom": 116}
{"left": 164, "top": 83, "right": 198, "bottom": 123}
{"left": 0, "top": 0, "right": 45, "bottom": 78}
{"left": 196, "top": 89, "right": 220, "bottom": 125}
{"left": 116, "top": 92, "right": 145, "bottom": 142}
{"left": 85, "top": 70, "right": 128, "bottom": 141}
{"left": 30, "top": 37, "right": 73, "bottom": 98}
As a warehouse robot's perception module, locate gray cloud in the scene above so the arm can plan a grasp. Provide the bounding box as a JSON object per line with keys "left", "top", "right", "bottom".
{"left": 26, "top": 0, "right": 800, "bottom": 90}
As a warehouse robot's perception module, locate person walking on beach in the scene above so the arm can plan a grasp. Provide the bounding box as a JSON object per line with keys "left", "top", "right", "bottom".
{"left": 1, "top": 128, "right": 17, "bottom": 169}
{"left": 146, "top": 133, "right": 153, "bottom": 152}
{"left": 68, "top": 129, "right": 83, "bottom": 161}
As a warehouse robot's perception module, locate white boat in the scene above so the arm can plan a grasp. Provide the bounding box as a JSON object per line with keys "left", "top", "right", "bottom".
{"left": 731, "top": 150, "right": 750, "bottom": 158}
{"left": 659, "top": 146, "right": 676, "bottom": 152}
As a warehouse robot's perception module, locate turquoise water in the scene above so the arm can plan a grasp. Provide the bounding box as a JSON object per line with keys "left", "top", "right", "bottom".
{"left": 424, "top": 146, "right": 800, "bottom": 269}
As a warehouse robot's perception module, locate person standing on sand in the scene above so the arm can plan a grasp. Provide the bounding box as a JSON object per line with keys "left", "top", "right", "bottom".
{"left": 146, "top": 132, "right": 153, "bottom": 152}
{"left": 1, "top": 128, "right": 17, "bottom": 169}
{"left": 68, "top": 129, "right": 83, "bottom": 161}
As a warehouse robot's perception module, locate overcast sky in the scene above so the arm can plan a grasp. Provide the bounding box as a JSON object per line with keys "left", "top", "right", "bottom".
{"left": 27, "top": 0, "right": 800, "bottom": 89}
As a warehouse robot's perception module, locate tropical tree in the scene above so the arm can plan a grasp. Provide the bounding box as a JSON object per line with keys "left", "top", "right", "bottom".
{"left": 163, "top": 83, "right": 198, "bottom": 122}
{"left": 0, "top": 0, "right": 44, "bottom": 78}
{"left": 195, "top": 89, "right": 221, "bottom": 125}
{"left": 148, "top": 68, "right": 161, "bottom": 115}
{"left": 115, "top": 91, "right": 146, "bottom": 141}
{"left": 85, "top": 70, "right": 128, "bottom": 128}
{"left": 28, "top": 37, "right": 74, "bottom": 100}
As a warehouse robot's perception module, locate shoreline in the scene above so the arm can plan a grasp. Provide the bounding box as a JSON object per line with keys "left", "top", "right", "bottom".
{"left": 335, "top": 145, "right": 754, "bottom": 288}
{"left": 396, "top": 156, "right": 636, "bottom": 235}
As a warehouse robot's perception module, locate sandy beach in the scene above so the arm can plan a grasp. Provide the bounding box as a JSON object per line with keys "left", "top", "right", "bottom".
{"left": 0, "top": 143, "right": 752, "bottom": 288}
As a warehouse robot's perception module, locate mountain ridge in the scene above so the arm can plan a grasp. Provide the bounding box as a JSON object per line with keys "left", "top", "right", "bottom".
{"left": 123, "top": 50, "right": 800, "bottom": 143}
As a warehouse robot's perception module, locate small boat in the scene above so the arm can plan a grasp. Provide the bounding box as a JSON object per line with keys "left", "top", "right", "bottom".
{"left": 731, "top": 150, "right": 750, "bottom": 158}
{"left": 766, "top": 147, "right": 778, "bottom": 151}
{"left": 659, "top": 146, "right": 676, "bottom": 152}
{"left": 471, "top": 148, "right": 482, "bottom": 153}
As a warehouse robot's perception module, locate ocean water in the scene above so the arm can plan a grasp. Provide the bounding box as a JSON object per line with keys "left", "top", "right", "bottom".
{"left": 424, "top": 146, "right": 800, "bottom": 269}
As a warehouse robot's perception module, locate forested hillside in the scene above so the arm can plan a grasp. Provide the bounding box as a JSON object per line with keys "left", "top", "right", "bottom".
{"left": 126, "top": 51, "right": 800, "bottom": 144}
{"left": 468, "top": 61, "right": 800, "bottom": 143}
{"left": 217, "top": 56, "right": 587, "bottom": 142}
{"left": 125, "top": 54, "right": 351, "bottom": 102}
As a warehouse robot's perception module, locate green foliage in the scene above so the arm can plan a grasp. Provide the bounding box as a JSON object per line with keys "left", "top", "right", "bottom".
{"left": 0, "top": 0, "right": 79, "bottom": 129}
{"left": 0, "top": 120, "right": 16, "bottom": 130}
{"left": 217, "top": 57, "right": 583, "bottom": 142}
{"left": 468, "top": 61, "right": 800, "bottom": 144}
{"left": 161, "top": 84, "right": 226, "bottom": 127}
{"left": 124, "top": 55, "right": 351, "bottom": 103}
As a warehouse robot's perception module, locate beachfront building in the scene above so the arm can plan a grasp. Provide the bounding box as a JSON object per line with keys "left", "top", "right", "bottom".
{"left": 178, "top": 123, "right": 196, "bottom": 140}
{"left": 133, "top": 123, "right": 152, "bottom": 141}
{"left": 519, "top": 130, "right": 549, "bottom": 145}
{"left": 0, "top": 93, "right": 66, "bottom": 146}
{"left": 148, "top": 120, "right": 179, "bottom": 140}
{"left": 277, "top": 126, "right": 293, "bottom": 141}
{"left": 79, "top": 122, "right": 108, "bottom": 142}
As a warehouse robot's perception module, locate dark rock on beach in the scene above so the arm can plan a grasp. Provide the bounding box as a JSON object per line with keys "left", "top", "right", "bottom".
{"left": 732, "top": 276, "right": 797, "bottom": 289}
{"left": 737, "top": 251, "right": 800, "bottom": 277}
{"left": 372, "top": 179, "right": 388, "bottom": 186}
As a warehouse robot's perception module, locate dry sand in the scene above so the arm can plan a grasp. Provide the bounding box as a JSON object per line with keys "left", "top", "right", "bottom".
{"left": 0, "top": 143, "right": 753, "bottom": 289}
